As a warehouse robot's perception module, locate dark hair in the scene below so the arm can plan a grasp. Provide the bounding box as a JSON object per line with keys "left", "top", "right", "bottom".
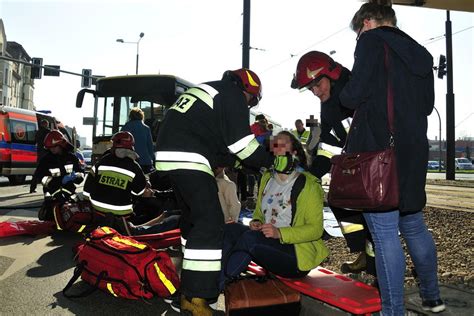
{"left": 255, "top": 114, "right": 266, "bottom": 121}
{"left": 277, "top": 130, "right": 308, "bottom": 170}
{"left": 351, "top": 0, "right": 397, "bottom": 32}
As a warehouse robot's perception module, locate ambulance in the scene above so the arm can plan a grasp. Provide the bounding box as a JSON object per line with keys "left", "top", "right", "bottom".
{"left": 0, "top": 106, "right": 56, "bottom": 185}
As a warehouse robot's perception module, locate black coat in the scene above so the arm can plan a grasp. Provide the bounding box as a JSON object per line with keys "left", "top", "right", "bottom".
{"left": 339, "top": 26, "right": 434, "bottom": 212}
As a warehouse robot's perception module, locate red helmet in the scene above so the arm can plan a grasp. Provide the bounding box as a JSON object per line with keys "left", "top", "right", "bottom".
{"left": 111, "top": 131, "right": 135, "bottom": 150}
{"left": 223, "top": 68, "right": 262, "bottom": 106}
{"left": 291, "top": 51, "right": 342, "bottom": 90}
{"left": 43, "top": 130, "right": 71, "bottom": 149}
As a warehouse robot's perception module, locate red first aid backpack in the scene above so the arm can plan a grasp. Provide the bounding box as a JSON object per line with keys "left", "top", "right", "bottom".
{"left": 63, "top": 226, "right": 180, "bottom": 300}
{"left": 53, "top": 200, "right": 94, "bottom": 233}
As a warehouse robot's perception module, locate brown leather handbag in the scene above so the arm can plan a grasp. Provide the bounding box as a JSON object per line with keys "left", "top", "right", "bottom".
{"left": 328, "top": 43, "right": 399, "bottom": 211}
{"left": 224, "top": 274, "right": 300, "bottom": 315}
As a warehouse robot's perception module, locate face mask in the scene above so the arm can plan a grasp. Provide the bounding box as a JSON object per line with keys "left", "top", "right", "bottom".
{"left": 274, "top": 154, "right": 297, "bottom": 174}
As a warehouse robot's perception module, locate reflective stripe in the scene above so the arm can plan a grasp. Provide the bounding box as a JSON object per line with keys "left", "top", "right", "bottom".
{"left": 49, "top": 168, "right": 61, "bottom": 177}
{"left": 155, "top": 161, "right": 213, "bottom": 176}
{"left": 82, "top": 191, "right": 90, "bottom": 198}
{"left": 98, "top": 165, "right": 136, "bottom": 179}
{"left": 185, "top": 87, "right": 213, "bottom": 109}
{"left": 77, "top": 225, "right": 86, "bottom": 233}
{"left": 154, "top": 262, "right": 177, "bottom": 295}
{"left": 132, "top": 188, "right": 146, "bottom": 196}
{"left": 90, "top": 198, "right": 133, "bottom": 215}
{"left": 317, "top": 142, "right": 342, "bottom": 159}
{"left": 184, "top": 248, "right": 222, "bottom": 261}
{"left": 41, "top": 176, "right": 52, "bottom": 186}
{"left": 62, "top": 188, "right": 73, "bottom": 195}
{"left": 107, "top": 283, "right": 118, "bottom": 297}
{"left": 112, "top": 236, "right": 147, "bottom": 249}
{"left": 366, "top": 240, "right": 375, "bottom": 257}
{"left": 236, "top": 138, "right": 260, "bottom": 161}
{"left": 64, "top": 164, "right": 73, "bottom": 173}
{"left": 228, "top": 134, "right": 254, "bottom": 154}
{"left": 102, "top": 226, "right": 114, "bottom": 234}
{"left": 53, "top": 207, "right": 62, "bottom": 230}
{"left": 182, "top": 259, "right": 221, "bottom": 272}
{"left": 340, "top": 222, "right": 364, "bottom": 234}
{"left": 155, "top": 151, "right": 213, "bottom": 176}
{"left": 198, "top": 83, "right": 218, "bottom": 98}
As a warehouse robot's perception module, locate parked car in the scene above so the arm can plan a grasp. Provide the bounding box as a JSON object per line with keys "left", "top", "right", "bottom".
{"left": 427, "top": 161, "right": 440, "bottom": 170}
{"left": 455, "top": 158, "right": 473, "bottom": 170}
{"left": 82, "top": 149, "right": 92, "bottom": 169}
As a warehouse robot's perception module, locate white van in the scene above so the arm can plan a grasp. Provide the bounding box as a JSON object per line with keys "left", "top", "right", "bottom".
{"left": 455, "top": 158, "right": 473, "bottom": 170}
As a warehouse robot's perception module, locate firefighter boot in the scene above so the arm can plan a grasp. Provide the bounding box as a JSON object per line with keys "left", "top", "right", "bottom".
{"left": 180, "top": 296, "right": 224, "bottom": 316}
{"left": 340, "top": 252, "right": 367, "bottom": 274}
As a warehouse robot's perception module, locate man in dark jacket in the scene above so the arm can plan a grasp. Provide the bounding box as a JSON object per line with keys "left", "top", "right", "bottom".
{"left": 339, "top": 2, "right": 444, "bottom": 315}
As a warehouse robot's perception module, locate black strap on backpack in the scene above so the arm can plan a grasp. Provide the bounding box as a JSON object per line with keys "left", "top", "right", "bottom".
{"left": 290, "top": 174, "right": 306, "bottom": 226}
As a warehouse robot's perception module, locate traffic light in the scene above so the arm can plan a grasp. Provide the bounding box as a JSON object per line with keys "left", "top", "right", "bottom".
{"left": 81, "top": 69, "right": 92, "bottom": 88}
{"left": 438, "top": 54, "right": 447, "bottom": 79}
{"left": 31, "top": 57, "right": 43, "bottom": 79}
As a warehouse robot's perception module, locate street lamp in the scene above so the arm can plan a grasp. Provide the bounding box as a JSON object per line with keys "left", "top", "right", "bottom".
{"left": 116, "top": 32, "right": 145, "bottom": 75}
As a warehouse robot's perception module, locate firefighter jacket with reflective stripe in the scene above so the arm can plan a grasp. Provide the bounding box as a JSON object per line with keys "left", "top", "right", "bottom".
{"left": 33, "top": 151, "right": 83, "bottom": 198}
{"left": 83, "top": 153, "right": 147, "bottom": 216}
{"left": 155, "top": 79, "right": 273, "bottom": 175}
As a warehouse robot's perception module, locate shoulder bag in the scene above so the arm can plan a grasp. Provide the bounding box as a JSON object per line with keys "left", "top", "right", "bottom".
{"left": 328, "top": 43, "right": 399, "bottom": 211}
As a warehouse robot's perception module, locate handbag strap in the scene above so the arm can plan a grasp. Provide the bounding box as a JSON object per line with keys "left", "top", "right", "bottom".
{"left": 384, "top": 43, "right": 395, "bottom": 141}
{"left": 342, "top": 42, "right": 395, "bottom": 152}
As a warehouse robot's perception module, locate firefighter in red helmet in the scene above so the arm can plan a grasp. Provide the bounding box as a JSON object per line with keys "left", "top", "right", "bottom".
{"left": 83, "top": 131, "right": 147, "bottom": 235}
{"left": 292, "top": 52, "right": 376, "bottom": 279}
{"left": 155, "top": 68, "right": 273, "bottom": 315}
{"left": 33, "top": 130, "right": 84, "bottom": 220}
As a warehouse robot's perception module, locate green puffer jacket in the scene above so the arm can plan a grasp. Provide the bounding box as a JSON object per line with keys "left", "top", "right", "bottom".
{"left": 253, "top": 170, "right": 329, "bottom": 271}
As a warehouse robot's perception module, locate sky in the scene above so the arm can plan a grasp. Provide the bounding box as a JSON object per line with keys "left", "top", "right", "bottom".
{"left": 1, "top": 0, "right": 473, "bottom": 146}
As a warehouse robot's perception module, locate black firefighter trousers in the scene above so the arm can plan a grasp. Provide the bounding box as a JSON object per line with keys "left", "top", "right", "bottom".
{"left": 169, "top": 170, "right": 224, "bottom": 299}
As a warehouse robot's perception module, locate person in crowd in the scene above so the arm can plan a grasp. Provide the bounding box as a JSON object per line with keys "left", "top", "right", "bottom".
{"left": 339, "top": 1, "right": 444, "bottom": 314}
{"left": 55, "top": 119, "right": 72, "bottom": 143}
{"left": 215, "top": 167, "right": 241, "bottom": 223}
{"left": 155, "top": 68, "right": 273, "bottom": 315}
{"left": 291, "top": 119, "right": 310, "bottom": 145}
{"left": 121, "top": 107, "right": 155, "bottom": 174}
{"left": 35, "top": 119, "right": 51, "bottom": 161}
{"left": 250, "top": 114, "right": 271, "bottom": 145}
{"left": 291, "top": 51, "right": 375, "bottom": 278}
{"left": 219, "top": 131, "right": 328, "bottom": 289}
{"left": 33, "top": 130, "right": 84, "bottom": 220}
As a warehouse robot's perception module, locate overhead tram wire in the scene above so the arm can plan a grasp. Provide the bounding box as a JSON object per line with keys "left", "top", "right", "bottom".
{"left": 261, "top": 26, "right": 350, "bottom": 74}
{"left": 423, "top": 25, "right": 473, "bottom": 45}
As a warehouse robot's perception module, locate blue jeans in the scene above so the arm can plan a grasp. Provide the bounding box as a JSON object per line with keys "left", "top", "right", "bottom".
{"left": 363, "top": 210, "right": 441, "bottom": 316}
{"left": 219, "top": 223, "right": 308, "bottom": 291}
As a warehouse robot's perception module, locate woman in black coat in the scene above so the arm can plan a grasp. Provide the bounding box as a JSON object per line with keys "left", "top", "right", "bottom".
{"left": 339, "top": 1, "right": 444, "bottom": 315}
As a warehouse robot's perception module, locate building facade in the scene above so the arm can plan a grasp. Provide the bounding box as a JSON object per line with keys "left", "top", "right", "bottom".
{"left": 0, "top": 19, "right": 35, "bottom": 110}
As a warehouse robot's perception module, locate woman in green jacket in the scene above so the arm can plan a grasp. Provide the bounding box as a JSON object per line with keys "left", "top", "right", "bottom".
{"left": 219, "top": 131, "right": 328, "bottom": 289}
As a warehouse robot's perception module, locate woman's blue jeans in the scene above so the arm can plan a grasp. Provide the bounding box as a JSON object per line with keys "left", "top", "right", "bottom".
{"left": 219, "top": 223, "right": 307, "bottom": 291}
{"left": 363, "top": 210, "right": 441, "bottom": 316}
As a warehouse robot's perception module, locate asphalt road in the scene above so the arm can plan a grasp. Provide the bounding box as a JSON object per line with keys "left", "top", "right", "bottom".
{"left": 1, "top": 176, "right": 472, "bottom": 315}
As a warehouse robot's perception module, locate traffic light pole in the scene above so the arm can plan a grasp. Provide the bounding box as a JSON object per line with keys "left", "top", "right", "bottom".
{"left": 0, "top": 56, "right": 94, "bottom": 80}
{"left": 445, "top": 10, "right": 455, "bottom": 180}
{"left": 242, "top": 0, "right": 250, "bottom": 68}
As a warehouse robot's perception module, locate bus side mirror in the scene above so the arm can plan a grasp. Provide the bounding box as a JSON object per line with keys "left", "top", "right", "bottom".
{"left": 76, "top": 89, "right": 97, "bottom": 108}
